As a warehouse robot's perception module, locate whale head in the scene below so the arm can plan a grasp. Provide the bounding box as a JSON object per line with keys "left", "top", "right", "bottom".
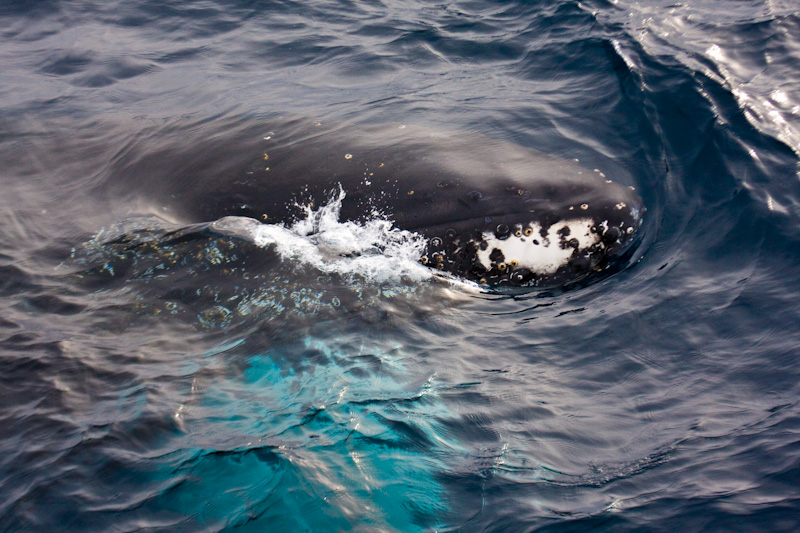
{"left": 402, "top": 171, "right": 644, "bottom": 289}
{"left": 109, "top": 117, "right": 645, "bottom": 289}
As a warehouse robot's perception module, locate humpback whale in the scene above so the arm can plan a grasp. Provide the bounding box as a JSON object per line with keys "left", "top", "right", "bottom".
{"left": 116, "top": 117, "right": 644, "bottom": 288}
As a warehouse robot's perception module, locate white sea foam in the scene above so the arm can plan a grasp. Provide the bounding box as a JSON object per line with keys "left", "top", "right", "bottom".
{"left": 210, "top": 189, "right": 434, "bottom": 284}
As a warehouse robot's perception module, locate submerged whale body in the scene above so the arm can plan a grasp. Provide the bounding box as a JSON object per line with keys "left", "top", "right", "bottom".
{"left": 121, "top": 118, "right": 644, "bottom": 288}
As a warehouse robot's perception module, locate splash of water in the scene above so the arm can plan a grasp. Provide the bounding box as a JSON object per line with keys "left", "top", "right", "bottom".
{"left": 210, "top": 188, "right": 434, "bottom": 284}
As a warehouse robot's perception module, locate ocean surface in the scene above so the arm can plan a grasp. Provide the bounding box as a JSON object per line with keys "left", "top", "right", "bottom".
{"left": 2, "top": 0, "right": 800, "bottom": 531}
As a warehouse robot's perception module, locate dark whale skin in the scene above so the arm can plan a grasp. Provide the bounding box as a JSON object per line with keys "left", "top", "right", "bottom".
{"left": 113, "top": 117, "right": 644, "bottom": 288}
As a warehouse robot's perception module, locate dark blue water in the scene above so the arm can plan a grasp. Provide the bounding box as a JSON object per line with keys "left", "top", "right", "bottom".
{"left": 2, "top": 0, "right": 800, "bottom": 531}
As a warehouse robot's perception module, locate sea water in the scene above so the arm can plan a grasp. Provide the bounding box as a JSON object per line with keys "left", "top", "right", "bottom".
{"left": 2, "top": 0, "right": 800, "bottom": 530}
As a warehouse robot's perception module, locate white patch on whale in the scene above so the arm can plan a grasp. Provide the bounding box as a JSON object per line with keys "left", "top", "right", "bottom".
{"left": 476, "top": 218, "right": 601, "bottom": 274}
